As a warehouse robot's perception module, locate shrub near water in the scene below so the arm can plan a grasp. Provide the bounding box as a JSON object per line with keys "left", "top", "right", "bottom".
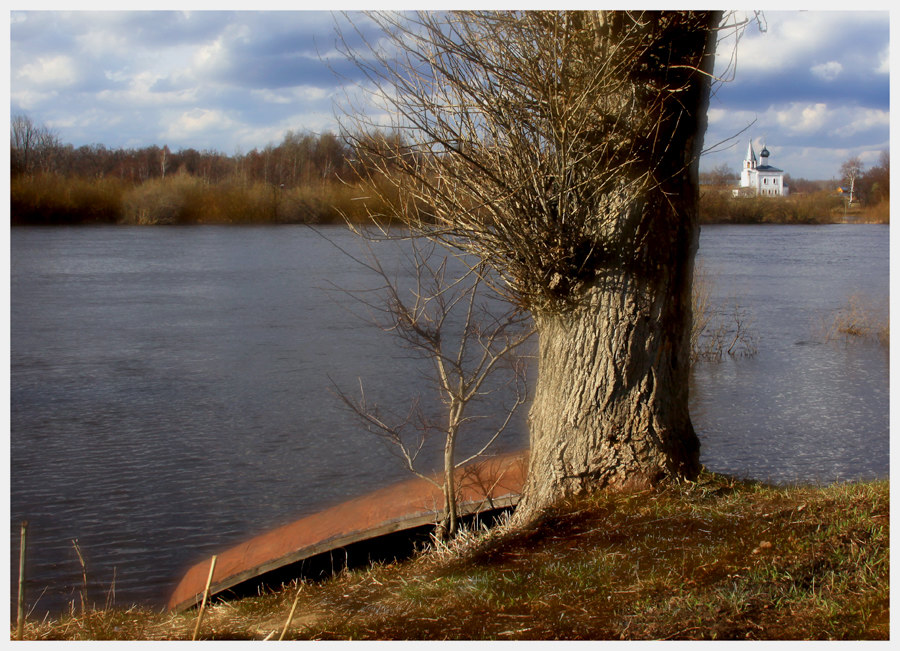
{"left": 277, "top": 175, "right": 408, "bottom": 224}
{"left": 856, "top": 201, "right": 889, "bottom": 224}
{"left": 699, "top": 191, "right": 845, "bottom": 224}
{"left": 118, "top": 175, "right": 397, "bottom": 225}
{"left": 822, "top": 294, "right": 889, "bottom": 347}
{"left": 121, "top": 174, "right": 205, "bottom": 224}
{"left": 12, "top": 171, "right": 399, "bottom": 225}
{"left": 11, "top": 174, "right": 125, "bottom": 225}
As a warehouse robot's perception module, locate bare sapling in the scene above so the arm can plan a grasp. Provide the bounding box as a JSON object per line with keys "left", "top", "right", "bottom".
{"left": 332, "top": 234, "right": 533, "bottom": 538}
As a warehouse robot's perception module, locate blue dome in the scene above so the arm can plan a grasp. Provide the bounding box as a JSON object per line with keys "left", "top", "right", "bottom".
{"left": 760, "top": 147, "right": 770, "bottom": 157}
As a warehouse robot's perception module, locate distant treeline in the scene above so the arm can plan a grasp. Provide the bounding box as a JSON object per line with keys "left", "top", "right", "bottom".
{"left": 10, "top": 114, "right": 402, "bottom": 225}
{"left": 10, "top": 114, "right": 890, "bottom": 226}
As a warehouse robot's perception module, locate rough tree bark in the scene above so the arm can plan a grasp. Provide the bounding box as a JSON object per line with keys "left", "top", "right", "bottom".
{"left": 520, "top": 257, "right": 699, "bottom": 517}
{"left": 513, "top": 13, "right": 720, "bottom": 520}
{"left": 340, "top": 10, "right": 724, "bottom": 524}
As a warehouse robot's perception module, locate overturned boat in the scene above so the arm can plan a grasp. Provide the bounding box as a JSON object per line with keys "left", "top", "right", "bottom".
{"left": 168, "top": 451, "right": 528, "bottom": 612}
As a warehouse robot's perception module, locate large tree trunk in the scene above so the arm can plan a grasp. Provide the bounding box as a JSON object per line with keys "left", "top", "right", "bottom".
{"left": 513, "top": 12, "right": 719, "bottom": 523}
{"left": 516, "top": 254, "right": 699, "bottom": 520}
{"left": 339, "top": 9, "right": 723, "bottom": 524}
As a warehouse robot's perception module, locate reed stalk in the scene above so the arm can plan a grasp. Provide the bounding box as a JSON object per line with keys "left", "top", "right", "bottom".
{"left": 72, "top": 539, "right": 88, "bottom": 617}
{"left": 17, "top": 521, "right": 28, "bottom": 641}
{"left": 279, "top": 584, "right": 304, "bottom": 640}
{"left": 192, "top": 555, "right": 218, "bottom": 641}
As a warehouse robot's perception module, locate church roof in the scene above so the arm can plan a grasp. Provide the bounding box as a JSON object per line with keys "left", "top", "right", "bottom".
{"left": 744, "top": 139, "right": 783, "bottom": 173}
{"left": 745, "top": 140, "right": 757, "bottom": 163}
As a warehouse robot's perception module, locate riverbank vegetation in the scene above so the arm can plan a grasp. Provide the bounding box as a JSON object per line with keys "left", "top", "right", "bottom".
{"left": 10, "top": 115, "right": 401, "bottom": 225}
{"left": 691, "top": 264, "right": 759, "bottom": 362}
{"left": 10, "top": 114, "right": 890, "bottom": 226}
{"left": 700, "top": 190, "right": 843, "bottom": 224}
{"left": 699, "top": 190, "right": 889, "bottom": 225}
{"left": 13, "top": 472, "right": 887, "bottom": 641}
{"left": 698, "top": 153, "right": 890, "bottom": 224}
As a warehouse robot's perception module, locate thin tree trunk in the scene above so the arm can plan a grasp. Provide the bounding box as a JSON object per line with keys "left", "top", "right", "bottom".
{"left": 442, "top": 430, "right": 458, "bottom": 538}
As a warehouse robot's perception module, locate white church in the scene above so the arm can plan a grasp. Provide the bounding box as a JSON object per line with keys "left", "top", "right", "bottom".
{"left": 734, "top": 140, "right": 789, "bottom": 197}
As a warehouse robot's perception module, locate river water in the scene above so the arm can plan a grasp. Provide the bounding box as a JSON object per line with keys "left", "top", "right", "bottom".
{"left": 9, "top": 224, "right": 889, "bottom": 618}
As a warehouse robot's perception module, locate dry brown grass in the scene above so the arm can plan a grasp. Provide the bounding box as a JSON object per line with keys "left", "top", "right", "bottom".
{"left": 11, "top": 171, "right": 398, "bottom": 226}
{"left": 10, "top": 173, "right": 125, "bottom": 224}
{"left": 15, "top": 473, "right": 888, "bottom": 641}
{"left": 855, "top": 201, "right": 889, "bottom": 224}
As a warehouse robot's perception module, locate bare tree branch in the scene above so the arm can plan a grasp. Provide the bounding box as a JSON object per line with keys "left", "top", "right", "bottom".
{"left": 329, "top": 231, "right": 534, "bottom": 537}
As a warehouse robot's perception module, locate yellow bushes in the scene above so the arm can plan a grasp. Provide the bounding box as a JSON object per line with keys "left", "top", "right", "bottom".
{"left": 11, "top": 174, "right": 126, "bottom": 225}
{"left": 121, "top": 174, "right": 205, "bottom": 224}
{"left": 699, "top": 191, "right": 845, "bottom": 224}
{"left": 11, "top": 172, "right": 400, "bottom": 226}
{"left": 15, "top": 172, "right": 880, "bottom": 227}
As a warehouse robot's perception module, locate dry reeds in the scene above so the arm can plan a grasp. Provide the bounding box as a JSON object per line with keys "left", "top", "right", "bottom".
{"left": 11, "top": 169, "right": 396, "bottom": 226}
{"left": 699, "top": 190, "right": 845, "bottom": 224}
{"left": 856, "top": 201, "right": 890, "bottom": 224}
{"left": 691, "top": 265, "right": 758, "bottom": 362}
{"left": 11, "top": 173, "right": 125, "bottom": 224}
{"left": 822, "top": 294, "right": 889, "bottom": 347}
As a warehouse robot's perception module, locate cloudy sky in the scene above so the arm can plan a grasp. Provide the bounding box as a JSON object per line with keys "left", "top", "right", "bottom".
{"left": 7, "top": 9, "right": 891, "bottom": 181}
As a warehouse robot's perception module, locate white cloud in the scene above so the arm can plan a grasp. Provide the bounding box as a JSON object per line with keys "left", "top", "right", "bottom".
{"left": 18, "top": 55, "right": 78, "bottom": 87}
{"left": 729, "top": 13, "right": 823, "bottom": 72}
{"left": 193, "top": 37, "right": 230, "bottom": 74}
{"left": 766, "top": 101, "right": 886, "bottom": 140}
{"left": 10, "top": 89, "right": 59, "bottom": 111}
{"left": 773, "top": 102, "right": 829, "bottom": 133}
{"left": 705, "top": 107, "right": 730, "bottom": 126}
{"left": 876, "top": 46, "right": 889, "bottom": 74}
{"left": 780, "top": 146, "right": 848, "bottom": 180}
{"left": 810, "top": 61, "right": 842, "bottom": 81}
{"left": 828, "top": 107, "right": 889, "bottom": 139}
{"left": 165, "top": 108, "right": 238, "bottom": 141}
{"left": 251, "top": 86, "right": 331, "bottom": 106}
{"left": 74, "top": 29, "right": 129, "bottom": 59}
{"left": 188, "top": 23, "right": 252, "bottom": 81}
{"left": 728, "top": 11, "right": 884, "bottom": 77}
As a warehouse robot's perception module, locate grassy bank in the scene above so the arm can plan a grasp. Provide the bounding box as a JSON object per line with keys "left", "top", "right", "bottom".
{"left": 11, "top": 172, "right": 399, "bottom": 226}
{"left": 14, "top": 472, "right": 888, "bottom": 641}
{"left": 14, "top": 173, "right": 891, "bottom": 227}
{"left": 699, "top": 190, "right": 889, "bottom": 225}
